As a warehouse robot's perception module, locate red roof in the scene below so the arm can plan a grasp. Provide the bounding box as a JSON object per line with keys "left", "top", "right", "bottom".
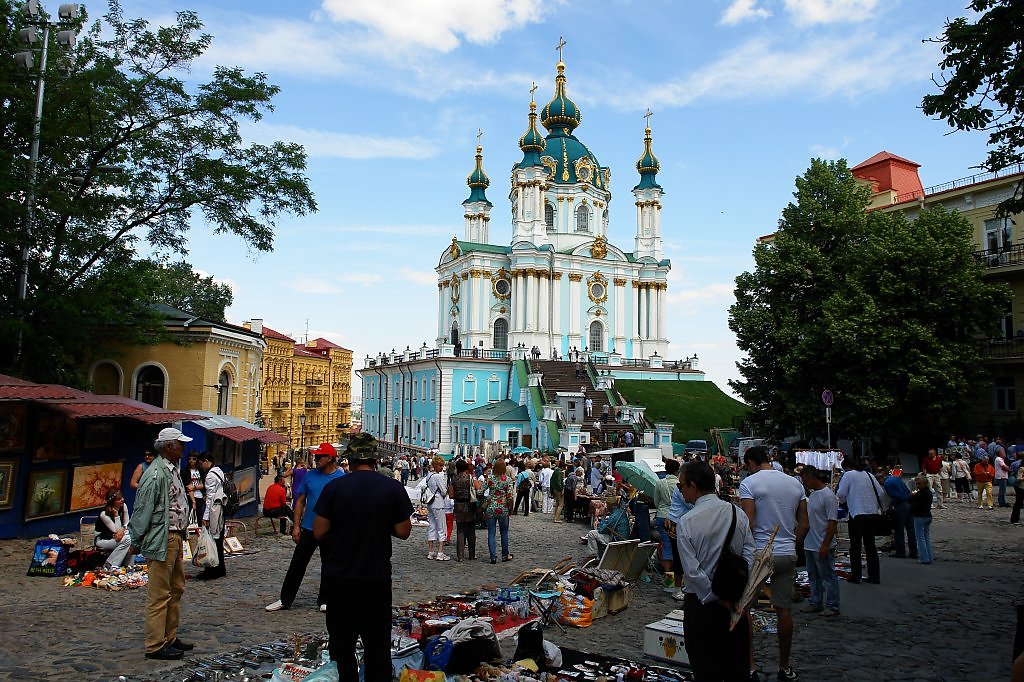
{"left": 209, "top": 425, "right": 289, "bottom": 445}
{"left": 293, "top": 346, "right": 323, "bottom": 358}
{"left": 0, "top": 374, "right": 36, "bottom": 386}
{"left": 851, "top": 151, "right": 919, "bottom": 171}
{"left": 262, "top": 325, "right": 295, "bottom": 342}
{"left": 309, "top": 337, "right": 341, "bottom": 349}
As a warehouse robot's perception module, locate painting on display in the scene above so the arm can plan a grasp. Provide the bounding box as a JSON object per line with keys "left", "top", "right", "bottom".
{"left": 69, "top": 462, "right": 123, "bottom": 512}
{"left": 0, "top": 403, "right": 27, "bottom": 452}
{"left": 82, "top": 423, "right": 114, "bottom": 450}
{"left": 33, "top": 412, "right": 77, "bottom": 462}
{"left": 233, "top": 465, "right": 257, "bottom": 507}
{"left": 25, "top": 469, "right": 68, "bottom": 520}
{"left": 0, "top": 459, "right": 18, "bottom": 510}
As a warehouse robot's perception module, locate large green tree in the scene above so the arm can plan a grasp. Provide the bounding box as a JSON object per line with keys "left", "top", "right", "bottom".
{"left": 729, "top": 159, "right": 1006, "bottom": 450}
{"left": 0, "top": 1, "right": 315, "bottom": 384}
{"left": 146, "top": 261, "right": 233, "bottom": 323}
{"left": 922, "top": 0, "right": 1024, "bottom": 215}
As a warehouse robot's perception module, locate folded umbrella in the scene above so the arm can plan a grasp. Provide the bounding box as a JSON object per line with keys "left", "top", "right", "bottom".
{"left": 730, "top": 524, "right": 779, "bottom": 631}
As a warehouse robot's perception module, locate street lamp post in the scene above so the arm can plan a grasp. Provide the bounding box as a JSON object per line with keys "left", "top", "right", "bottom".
{"left": 298, "top": 413, "right": 306, "bottom": 455}
{"left": 13, "top": 2, "right": 81, "bottom": 366}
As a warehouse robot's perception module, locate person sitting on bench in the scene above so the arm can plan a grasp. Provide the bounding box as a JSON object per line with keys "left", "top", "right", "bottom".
{"left": 95, "top": 489, "right": 135, "bottom": 570}
{"left": 582, "top": 504, "right": 631, "bottom": 557}
{"left": 262, "top": 475, "right": 291, "bottom": 535}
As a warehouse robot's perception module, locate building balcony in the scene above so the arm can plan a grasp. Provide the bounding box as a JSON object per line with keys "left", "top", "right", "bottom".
{"left": 304, "top": 401, "right": 323, "bottom": 409}
{"left": 981, "top": 338, "right": 1024, "bottom": 361}
{"left": 974, "top": 244, "right": 1024, "bottom": 272}
{"left": 271, "top": 401, "right": 290, "bottom": 409}
{"left": 304, "top": 379, "right": 324, "bottom": 386}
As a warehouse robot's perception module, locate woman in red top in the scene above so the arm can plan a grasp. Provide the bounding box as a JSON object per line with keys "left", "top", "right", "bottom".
{"left": 262, "top": 475, "right": 291, "bottom": 534}
{"left": 973, "top": 456, "right": 995, "bottom": 510}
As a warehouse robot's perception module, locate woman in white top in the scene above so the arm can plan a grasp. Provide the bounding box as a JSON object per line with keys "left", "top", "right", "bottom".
{"left": 195, "top": 453, "right": 227, "bottom": 580}
{"left": 421, "top": 455, "right": 450, "bottom": 561}
{"left": 95, "top": 490, "right": 134, "bottom": 569}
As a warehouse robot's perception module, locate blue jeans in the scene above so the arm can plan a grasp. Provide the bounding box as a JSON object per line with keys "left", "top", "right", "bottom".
{"left": 891, "top": 501, "right": 917, "bottom": 558}
{"left": 998, "top": 478, "right": 1008, "bottom": 506}
{"left": 486, "top": 515, "right": 509, "bottom": 561}
{"left": 913, "top": 516, "right": 932, "bottom": 564}
{"left": 805, "top": 547, "right": 840, "bottom": 610}
{"left": 654, "top": 517, "right": 673, "bottom": 561}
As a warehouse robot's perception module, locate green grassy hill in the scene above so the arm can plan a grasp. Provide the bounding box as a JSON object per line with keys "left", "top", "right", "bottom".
{"left": 616, "top": 380, "right": 750, "bottom": 443}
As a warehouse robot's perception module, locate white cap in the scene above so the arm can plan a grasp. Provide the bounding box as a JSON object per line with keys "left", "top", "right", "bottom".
{"left": 156, "top": 427, "right": 192, "bottom": 443}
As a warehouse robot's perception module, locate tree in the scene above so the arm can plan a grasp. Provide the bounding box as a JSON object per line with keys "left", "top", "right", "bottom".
{"left": 147, "top": 261, "right": 233, "bottom": 323}
{"left": 0, "top": 1, "right": 315, "bottom": 383}
{"left": 729, "top": 159, "right": 1006, "bottom": 451}
{"left": 922, "top": 0, "right": 1024, "bottom": 215}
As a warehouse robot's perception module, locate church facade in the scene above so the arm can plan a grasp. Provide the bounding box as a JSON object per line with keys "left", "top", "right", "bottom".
{"left": 360, "top": 57, "right": 697, "bottom": 457}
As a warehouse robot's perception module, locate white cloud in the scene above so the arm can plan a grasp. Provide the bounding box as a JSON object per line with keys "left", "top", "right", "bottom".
{"left": 194, "top": 269, "right": 238, "bottom": 294}
{"left": 290, "top": 277, "right": 341, "bottom": 294}
{"left": 242, "top": 123, "right": 439, "bottom": 160}
{"left": 320, "top": 0, "right": 547, "bottom": 52}
{"left": 400, "top": 268, "right": 438, "bottom": 285}
{"left": 316, "top": 224, "right": 455, "bottom": 236}
{"left": 783, "top": 0, "right": 880, "bottom": 25}
{"left": 309, "top": 329, "right": 355, "bottom": 348}
{"left": 810, "top": 143, "right": 840, "bottom": 160}
{"left": 720, "top": 0, "right": 772, "bottom": 25}
{"left": 667, "top": 283, "right": 735, "bottom": 316}
{"left": 337, "top": 273, "right": 384, "bottom": 286}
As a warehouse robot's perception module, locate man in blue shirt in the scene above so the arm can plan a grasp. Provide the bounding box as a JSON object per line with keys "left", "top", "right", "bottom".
{"left": 265, "top": 442, "right": 345, "bottom": 613}
{"left": 883, "top": 469, "right": 917, "bottom": 559}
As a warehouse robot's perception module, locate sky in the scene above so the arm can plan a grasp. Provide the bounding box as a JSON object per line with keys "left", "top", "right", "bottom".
{"left": 117, "top": 0, "right": 991, "bottom": 401}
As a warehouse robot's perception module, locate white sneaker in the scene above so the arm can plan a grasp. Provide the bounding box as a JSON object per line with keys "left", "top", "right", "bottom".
{"left": 319, "top": 604, "right": 327, "bottom": 613}
{"left": 672, "top": 590, "right": 686, "bottom": 602}
{"left": 435, "top": 553, "right": 452, "bottom": 561}
{"left": 428, "top": 552, "right": 437, "bottom": 560}
{"left": 265, "top": 600, "right": 285, "bottom": 612}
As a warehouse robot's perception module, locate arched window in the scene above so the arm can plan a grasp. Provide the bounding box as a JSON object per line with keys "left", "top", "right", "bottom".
{"left": 602, "top": 208, "right": 609, "bottom": 233}
{"left": 135, "top": 365, "right": 166, "bottom": 408}
{"left": 545, "top": 203, "right": 555, "bottom": 231}
{"left": 492, "top": 318, "right": 509, "bottom": 349}
{"left": 91, "top": 361, "right": 120, "bottom": 395}
{"left": 216, "top": 370, "right": 231, "bottom": 415}
{"left": 589, "top": 320, "right": 604, "bottom": 352}
{"left": 576, "top": 205, "right": 589, "bottom": 232}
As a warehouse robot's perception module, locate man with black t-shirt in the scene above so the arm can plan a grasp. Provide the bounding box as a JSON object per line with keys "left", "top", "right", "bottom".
{"left": 313, "top": 434, "right": 412, "bottom": 681}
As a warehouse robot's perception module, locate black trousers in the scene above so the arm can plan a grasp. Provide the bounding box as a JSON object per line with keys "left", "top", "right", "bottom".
{"left": 683, "top": 594, "right": 750, "bottom": 681}
{"left": 324, "top": 578, "right": 392, "bottom": 682}
{"left": 1010, "top": 485, "right": 1023, "bottom": 524}
{"left": 263, "top": 505, "right": 291, "bottom": 534}
{"left": 280, "top": 528, "right": 324, "bottom": 607}
{"left": 848, "top": 514, "right": 880, "bottom": 583}
{"left": 513, "top": 488, "right": 531, "bottom": 515}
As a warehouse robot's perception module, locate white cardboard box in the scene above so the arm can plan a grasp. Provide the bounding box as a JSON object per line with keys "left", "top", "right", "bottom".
{"left": 643, "top": 615, "right": 688, "bottom": 665}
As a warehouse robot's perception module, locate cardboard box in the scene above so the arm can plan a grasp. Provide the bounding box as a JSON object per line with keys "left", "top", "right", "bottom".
{"left": 606, "top": 585, "right": 630, "bottom": 614}
{"left": 643, "top": 615, "right": 688, "bottom": 665}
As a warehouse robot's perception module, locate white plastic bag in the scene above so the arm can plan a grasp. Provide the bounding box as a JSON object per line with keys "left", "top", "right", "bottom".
{"left": 192, "top": 528, "right": 219, "bottom": 568}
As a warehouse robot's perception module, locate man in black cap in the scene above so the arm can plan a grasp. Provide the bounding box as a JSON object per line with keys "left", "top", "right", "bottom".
{"left": 314, "top": 433, "right": 412, "bottom": 681}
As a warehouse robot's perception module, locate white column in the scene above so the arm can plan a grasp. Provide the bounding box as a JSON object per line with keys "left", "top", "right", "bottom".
{"left": 569, "top": 277, "right": 580, "bottom": 337}
{"left": 476, "top": 274, "right": 485, "bottom": 338}
{"left": 657, "top": 285, "right": 666, "bottom": 340}
{"left": 552, "top": 275, "right": 561, "bottom": 345}
{"left": 518, "top": 272, "right": 527, "bottom": 331}
{"left": 530, "top": 272, "right": 539, "bottom": 331}
{"left": 438, "top": 285, "right": 445, "bottom": 341}
{"left": 615, "top": 279, "right": 625, "bottom": 340}
{"left": 539, "top": 273, "right": 550, "bottom": 334}
{"left": 639, "top": 285, "right": 648, "bottom": 340}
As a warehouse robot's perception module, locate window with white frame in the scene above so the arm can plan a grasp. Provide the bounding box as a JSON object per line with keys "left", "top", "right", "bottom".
{"left": 589, "top": 320, "right": 604, "bottom": 352}
{"left": 545, "top": 203, "right": 555, "bottom": 231}
{"left": 488, "top": 376, "right": 501, "bottom": 402}
{"left": 576, "top": 204, "right": 589, "bottom": 232}
{"left": 463, "top": 374, "right": 476, "bottom": 402}
{"left": 508, "top": 430, "right": 520, "bottom": 448}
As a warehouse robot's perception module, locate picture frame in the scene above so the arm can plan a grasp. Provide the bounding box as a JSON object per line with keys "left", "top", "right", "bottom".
{"left": 0, "top": 458, "right": 18, "bottom": 510}
{"left": 33, "top": 412, "right": 77, "bottom": 462}
{"left": 0, "top": 403, "right": 27, "bottom": 452}
{"left": 25, "top": 469, "right": 68, "bottom": 520}
{"left": 233, "top": 465, "right": 257, "bottom": 507}
{"left": 82, "top": 423, "right": 114, "bottom": 450}
{"left": 224, "top": 536, "right": 244, "bottom": 553}
{"left": 69, "top": 462, "right": 123, "bottom": 512}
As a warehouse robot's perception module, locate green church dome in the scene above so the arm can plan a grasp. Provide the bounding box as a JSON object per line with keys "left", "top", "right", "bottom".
{"left": 540, "top": 62, "right": 581, "bottom": 135}
{"left": 633, "top": 126, "right": 662, "bottom": 191}
{"left": 464, "top": 145, "right": 492, "bottom": 206}
{"left": 517, "top": 100, "right": 546, "bottom": 168}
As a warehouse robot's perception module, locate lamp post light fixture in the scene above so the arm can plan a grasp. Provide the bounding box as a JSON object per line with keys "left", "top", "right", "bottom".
{"left": 12, "top": 1, "right": 81, "bottom": 366}
{"left": 298, "top": 413, "right": 306, "bottom": 454}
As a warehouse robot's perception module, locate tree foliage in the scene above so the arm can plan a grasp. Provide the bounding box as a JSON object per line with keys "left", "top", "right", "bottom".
{"left": 729, "top": 159, "right": 1007, "bottom": 450}
{"left": 146, "top": 261, "right": 233, "bottom": 323}
{"left": 0, "top": 0, "right": 315, "bottom": 383}
{"left": 922, "top": 0, "right": 1024, "bottom": 214}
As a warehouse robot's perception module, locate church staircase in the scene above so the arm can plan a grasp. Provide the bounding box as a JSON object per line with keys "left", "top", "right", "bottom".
{"left": 529, "top": 359, "right": 637, "bottom": 448}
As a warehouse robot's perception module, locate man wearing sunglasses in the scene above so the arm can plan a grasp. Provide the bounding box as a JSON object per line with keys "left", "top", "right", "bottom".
{"left": 265, "top": 442, "right": 344, "bottom": 614}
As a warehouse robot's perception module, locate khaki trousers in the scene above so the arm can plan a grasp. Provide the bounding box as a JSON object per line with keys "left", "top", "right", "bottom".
{"left": 145, "top": 533, "right": 185, "bottom": 653}
{"left": 552, "top": 492, "right": 564, "bottom": 521}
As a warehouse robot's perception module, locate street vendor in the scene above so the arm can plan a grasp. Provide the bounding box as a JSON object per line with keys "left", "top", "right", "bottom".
{"left": 583, "top": 501, "right": 630, "bottom": 557}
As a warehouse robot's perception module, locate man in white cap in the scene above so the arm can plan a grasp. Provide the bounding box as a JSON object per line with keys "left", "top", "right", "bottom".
{"left": 265, "top": 442, "right": 344, "bottom": 613}
{"left": 128, "top": 427, "right": 195, "bottom": 660}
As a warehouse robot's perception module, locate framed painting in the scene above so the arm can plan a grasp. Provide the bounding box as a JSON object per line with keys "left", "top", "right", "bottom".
{"left": 82, "top": 423, "right": 114, "bottom": 450}
{"left": 0, "top": 458, "right": 18, "bottom": 509}
{"left": 33, "top": 412, "right": 77, "bottom": 462}
{"left": 233, "top": 465, "right": 257, "bottom": 507}
{"left": 69, "top": 462, "right": 123, "bottom": 512}
{"left": 25, "top": 469, "right": 68, "bottom": 520}
{"left": 0, "top": 403, "right": 27, "bottom": 452}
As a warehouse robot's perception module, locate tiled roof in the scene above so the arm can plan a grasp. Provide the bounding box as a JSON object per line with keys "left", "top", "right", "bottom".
{"left": 262, "top": 325, "right": 295, "bottom": 342}
{"left": 450, "top": 399, "right": 530, "bottom": 422}
{"left": 852, "top": 151, "right": 919, "bottom": 171}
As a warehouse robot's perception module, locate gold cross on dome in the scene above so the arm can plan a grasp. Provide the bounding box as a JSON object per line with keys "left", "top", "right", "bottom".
{"left": 530, "top": 81, "right": 538, "bottom": 103}
{"left": 644, "top": 108, "right": 653, "bottom": 128}
{"left": 476, "top": 128, "right": 483, "bottom": 146}
{"left": 556, "top": 36, "right": 566, "bottom": 62}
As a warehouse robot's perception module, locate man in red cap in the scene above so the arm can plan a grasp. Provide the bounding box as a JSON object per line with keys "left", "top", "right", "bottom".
{"left": 265, "top": 442, "right": 344, "bottom": 613}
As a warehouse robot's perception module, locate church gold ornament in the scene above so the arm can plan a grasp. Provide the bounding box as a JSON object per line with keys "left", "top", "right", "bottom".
{"left": 540, "top": 156, "right": 557, "bottom": 178}
{"left": 448, "top": 237, "right": 461, "bottom": 260}
{"left": 587, "top": 272, "right": 608, "bottom": 304}
{"left": 568, "top": 273, "right": 584, "bottom": 282}
{"left": 450, "top": 275, "right": 461, "bottom": 303}
{"left": 590, "top": 235, "right": 608, "bottom": 259}
{"left": 492, "top": 268, "right": 512, "bottom": 300}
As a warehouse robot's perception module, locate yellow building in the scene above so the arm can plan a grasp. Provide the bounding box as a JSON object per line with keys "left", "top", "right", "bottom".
{"left": 244, "top": 320, "right": 353, "bottom": 458}
{"left": 855, "top": 152, "right": 1024, "bottom": 427}
{"left": 87, "top": 304, "right": 265, "bottom": 421}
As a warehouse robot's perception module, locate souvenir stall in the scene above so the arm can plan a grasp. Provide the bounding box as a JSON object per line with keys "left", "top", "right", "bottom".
{"left": 794, "top": 449, "right": 844, "bottom": 484}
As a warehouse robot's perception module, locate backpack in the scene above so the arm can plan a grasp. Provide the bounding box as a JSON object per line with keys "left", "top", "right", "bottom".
{"left": 214, "top": 470, "right": 240, "bottom": 516}
{"left": 564, "top": 473, "right": 578, "bottom": 495}
{"left": 517, "top": 471, "right": 532, "bottom": 493}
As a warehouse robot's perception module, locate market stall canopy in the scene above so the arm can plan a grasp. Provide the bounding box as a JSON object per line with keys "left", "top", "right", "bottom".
{"left": 187, "top": 411, "right": 288, "bottom": 445}
{"left": 0, "top": 373, "right": 201, "bottom": 424}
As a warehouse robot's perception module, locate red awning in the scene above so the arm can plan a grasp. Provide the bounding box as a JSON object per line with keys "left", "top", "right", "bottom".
{"left": 209, "top": 425, "right": 290, "bottom": 445}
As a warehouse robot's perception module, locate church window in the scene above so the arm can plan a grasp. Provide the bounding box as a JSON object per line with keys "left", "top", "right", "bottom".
{"left": 463, "top": 375, "right": 476, "bottom": 402}
{"left": 545, "top": 203, "right": 555, "bottom": 231}
{"left": 492, "top": 318, "right": 509, "bottom": 350}
{"left": 576, "top": 205, "right": 589, "bottom": 232}
{"left": 602, "top": 209, "right": 609, "bottom": 233}
{"left": 134, "top": 365, "right": 166, "bottom": 408}
{"left": 216, "top": 370, "right": 231, "bottom": 415}
{"left": 488, "top": 376, "right": 501, "bottom": 402}
{"left": 589, "top": 320, "right": 604, "bottom": 352}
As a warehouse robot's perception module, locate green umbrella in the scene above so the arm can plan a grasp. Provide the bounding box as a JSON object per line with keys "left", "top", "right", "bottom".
{"left": 615, "top": 460, "right": 659, "bottom": 499}
{"left": 510, "top": 446, "right": 533, "bottom": 455}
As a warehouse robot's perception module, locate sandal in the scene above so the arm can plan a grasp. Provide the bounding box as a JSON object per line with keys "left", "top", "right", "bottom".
{"left": 502, "top": 554, "right": 514, "bottom": 562}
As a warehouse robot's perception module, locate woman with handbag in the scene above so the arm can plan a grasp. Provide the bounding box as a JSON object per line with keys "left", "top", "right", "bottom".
{"left": 422, "top": 456, "right": 450, "bottom": 561}
{"left": 483, "top": 458, "right": 515, "bottom": 564}
{"left": 448, "top": 459, "right": 477, "bottom": 562}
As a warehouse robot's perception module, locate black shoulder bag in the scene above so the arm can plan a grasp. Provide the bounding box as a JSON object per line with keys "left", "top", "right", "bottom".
{"left": 711, "top": 506, "right": 749, "bottom": 603}
{"left": 866, "top": 472, "right": 893, "bottom": 536}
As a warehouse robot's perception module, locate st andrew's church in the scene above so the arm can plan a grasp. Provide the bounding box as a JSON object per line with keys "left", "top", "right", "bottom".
{"left": 361, "top": 56, "right": 698, "bottom": 456}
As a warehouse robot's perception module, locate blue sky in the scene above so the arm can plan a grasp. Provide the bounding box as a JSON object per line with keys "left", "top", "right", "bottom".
{"left": 119, "top": 0, "right": 989, "bottom": 400}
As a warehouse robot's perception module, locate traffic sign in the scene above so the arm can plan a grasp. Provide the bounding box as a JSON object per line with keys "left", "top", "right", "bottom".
{"left": 821, "top": 389, "right": 833, "bottom": 407}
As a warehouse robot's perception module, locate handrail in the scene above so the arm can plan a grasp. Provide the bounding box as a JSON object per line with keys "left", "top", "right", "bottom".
{"left": 894, "top": 163, "right": 1024, "bottom": 204}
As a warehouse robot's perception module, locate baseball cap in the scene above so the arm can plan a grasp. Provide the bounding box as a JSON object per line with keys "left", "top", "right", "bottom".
{"left": 157, "top": 427, "right": 192, "bottom": 443}
{"left": 309, "top": 442, "right": 337, "bottom": 458}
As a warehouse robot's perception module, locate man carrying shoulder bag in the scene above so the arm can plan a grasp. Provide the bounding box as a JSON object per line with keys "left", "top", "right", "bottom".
{"left": 675, "top": 461, "right": 755, "bottom": 682}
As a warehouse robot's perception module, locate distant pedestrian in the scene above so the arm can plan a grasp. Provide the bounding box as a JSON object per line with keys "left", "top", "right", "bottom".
{"left": 837, "top": 458, "right": 883, "bottom": 585}
{"left": 585, "top": 397, "right": 593, "bottom": 417}
{"left": 575, "top": 361, "right": 582, "bottom": 378}
{"left": 882, "top": 469, "right": 917, "bottom": 559}
{"left": 799, "top": 465, "right": 840, "bottom": 617}
{"left": 922, "top": 448, "right": 945, "bottom": 509}
{"left": 194, "top": 453, "right": 227, "bottom": 581}
{"left": 909, "top": 474, "right": 933, "bottom": 564}
{"left": 601, "top": 403, "right": 609, "bottom": 423}
{"left": 974, "top": 456, "right": 995, "bottom": 510}
{"left": 550, "top": 463, "right": 565, "bottom": 522}
{"left": 951, "top": 454, "right": 971, "bottom": 501}
{"left": 483, "top": 458, "right": 515, "bottom": 563}
{"left": 995, "top": 450, "right": 1011, "bottom": 507}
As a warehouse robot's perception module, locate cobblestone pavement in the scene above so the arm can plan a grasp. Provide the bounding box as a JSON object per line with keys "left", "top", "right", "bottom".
{"left": 0, "top": 497, "right": 1017, "bottom": 681}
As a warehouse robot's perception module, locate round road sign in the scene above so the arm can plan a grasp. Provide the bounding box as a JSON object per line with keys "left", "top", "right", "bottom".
{"left": 822, "top": 389, "right": 833, "bottom": 407}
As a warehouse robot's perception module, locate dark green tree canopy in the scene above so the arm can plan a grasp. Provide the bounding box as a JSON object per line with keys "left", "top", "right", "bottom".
{"left": 729, "top": 159, "right": 1007, "bottom": 449}
{"left": 922, "top": 0, "right": 1024, "bottom": 215}
{"left": 0, "top": 0, "right": 315, "bottom": 384}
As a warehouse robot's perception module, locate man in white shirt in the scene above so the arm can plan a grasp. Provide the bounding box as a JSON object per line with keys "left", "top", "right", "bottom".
{"left": 676, "top": 461, "right": 754, "bottom": 681}
{"left": 836, "top": 458, "right": 883, "bottom": 585}
{"left": 539, "top": 462, "right": 554, "bottom": 514}
{"left": 739, "top": 446, "right": 808, "bottom": 682}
